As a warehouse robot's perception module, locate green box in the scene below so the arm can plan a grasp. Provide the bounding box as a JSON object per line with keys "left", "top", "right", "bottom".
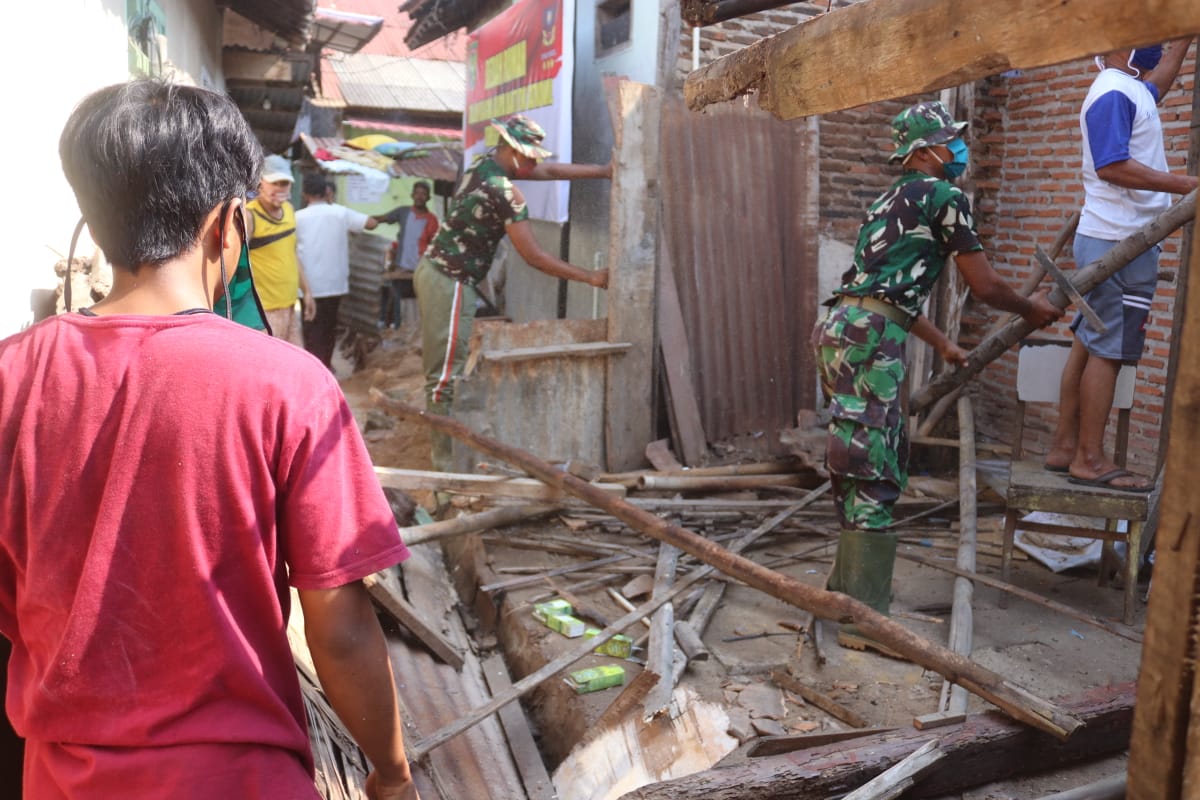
{"left": 584, "top": 628, "right": 633, "bottom": 658}
{"left": 533, "top": 598, "right": 573, "bottom": 623}
{"left": 565, "top": 665, "right": 626, "bottom": 694}
{"left": 542, "top": 613, "right": 585, "bottom": 638}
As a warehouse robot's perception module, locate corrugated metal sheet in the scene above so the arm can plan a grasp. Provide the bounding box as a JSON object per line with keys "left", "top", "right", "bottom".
{"left": 659, "top": 94, "right": 819, "bottom": 445}
{"left": 341, "top": 231, "right": 391, "bottom": 334}
{"left": 330, "top": 54, "right": 466, "bottom": 113}
{"left": 227, "top": 0, "right": 314, "bottom": 44}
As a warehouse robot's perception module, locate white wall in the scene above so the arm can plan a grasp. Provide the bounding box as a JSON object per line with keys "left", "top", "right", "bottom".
{"left": 2, "top": 0, "right": 224, "bottom": 337}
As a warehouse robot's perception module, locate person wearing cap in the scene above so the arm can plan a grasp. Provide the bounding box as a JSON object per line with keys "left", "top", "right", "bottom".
{"left": 1044, "top": 38, "right": 1198, "bottom": 493}
{"left": 814, "top": 100, "right": 1062, "bottom": 658}
{"left": 295, "top": 172, "right": 390, "bottom": 369}
{"left": 246, "top": 154, "right": 315, "bottom": 347}
{"left": 416, "top": 113, "right": 611, "bottom": 469}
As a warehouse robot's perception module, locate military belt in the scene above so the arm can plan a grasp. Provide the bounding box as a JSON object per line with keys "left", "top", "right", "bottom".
{"left": 835, "top": 295, "right": 915, "bottom": 332}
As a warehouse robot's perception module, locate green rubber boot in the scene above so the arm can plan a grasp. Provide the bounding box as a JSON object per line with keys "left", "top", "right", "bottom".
{"left": 829, "top": 529, "right": 903, "bottom": 659}
{"left": 426, "top": 400, "right": 454, "bottom": 473}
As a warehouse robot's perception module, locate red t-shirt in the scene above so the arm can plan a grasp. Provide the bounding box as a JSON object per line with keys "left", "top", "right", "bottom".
{"left": 0, "top": 312, "right": 410, "bottom": 798}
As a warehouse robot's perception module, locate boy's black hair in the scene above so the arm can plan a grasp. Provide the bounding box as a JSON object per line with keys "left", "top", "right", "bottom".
{"left": 59, "top": 79, "right": 261, "bottom": 270}
{"left": 302, "top": 173, "right": 329, "bottom": 199}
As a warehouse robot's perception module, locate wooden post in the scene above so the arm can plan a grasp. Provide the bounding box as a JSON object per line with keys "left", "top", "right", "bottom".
{"left": 371, "top": 390, "right": 1083, "bottom": 740}
{"left": 911, "top": 192, "right": 1196, "bottom": 412}
{"left": 1126, "top": 134, "right": 1200, "bottom": 799}
{"left": 939, "top": 395, "right": 978, "bottom": 715}
{"left": 606, "top": 81, "right": 661, "bottom": 470}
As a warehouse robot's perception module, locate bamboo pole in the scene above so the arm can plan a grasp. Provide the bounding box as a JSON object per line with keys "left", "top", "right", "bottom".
{"left": 371, "top": 390, "right": 1083, "bottom": 740}
{"left": 911, "top": 192, "right": 1196, "bottom": 412}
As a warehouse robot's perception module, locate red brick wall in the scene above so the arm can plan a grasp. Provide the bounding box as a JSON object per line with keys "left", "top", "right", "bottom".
{"left": 681, "top": 9, "right": 1196, "bottom": 470}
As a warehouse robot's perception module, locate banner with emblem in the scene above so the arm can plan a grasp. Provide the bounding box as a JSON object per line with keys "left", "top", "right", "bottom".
{"left": 463, "top": 0, "right": 574, "bottom": 222}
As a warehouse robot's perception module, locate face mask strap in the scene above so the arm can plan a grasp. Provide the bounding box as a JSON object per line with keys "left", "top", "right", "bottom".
{"left": 217, "top": 199, "right": 236, "bottom": 319}
{"left": 1125, "top": 51, "right": 1141, "bottom": 79}
{"left": 64, "top": 217, "right": 86, "bottom": 313}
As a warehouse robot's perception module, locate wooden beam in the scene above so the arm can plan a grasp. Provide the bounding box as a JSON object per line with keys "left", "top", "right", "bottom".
{"left": 402, "top": 504, "right": 558, "bottom": 547}
{"left": 683, "top": 0, "right": 1200, "bottom": 119}
{"left": 482, "top": 342, "right": 632, "bottom": 363}
{"left": 620, "top": 683, "right": 1134, "bottom": 800}
{"left": 375, "top": 467, "right": 627, "bottom": 501}
{"left": 481, "top": 655, "right": 557, "bottom": 800}
{"left": 606, "top": 80, "right": 661, "bottom": 471}
{"left": 657, "top": 238, "right": 707, "bottom": 465}
{"left": 1127, "top": 120, "right": 1200, "bottom": 799}
{"left": 938, "top": 396, "right": 979, "bottom": 717}
{"left": 370, "top": 392, "right": 1083, "bottom": 740}
{"left": 363, "top": 569, "right": 465, "bottom": 670}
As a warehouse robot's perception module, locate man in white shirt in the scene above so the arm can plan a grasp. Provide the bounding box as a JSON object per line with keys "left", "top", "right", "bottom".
{"left": 295, "top": 173, "right": 386, "bottom": 369}
{"left": 1046, "top": 38, "right": 1198, "bottom": 492}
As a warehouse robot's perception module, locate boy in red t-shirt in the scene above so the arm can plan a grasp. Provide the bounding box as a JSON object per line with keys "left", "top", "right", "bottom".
{"left": 0, "top": 80, "right": 419, "bottom": 800}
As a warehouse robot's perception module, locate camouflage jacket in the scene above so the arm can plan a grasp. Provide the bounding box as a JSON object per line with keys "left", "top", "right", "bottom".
{"left": 836, "top": 172, "right": 983, "bottom": 317}
{"left": 427, "top": 153, "right": 529, "bottom": 284}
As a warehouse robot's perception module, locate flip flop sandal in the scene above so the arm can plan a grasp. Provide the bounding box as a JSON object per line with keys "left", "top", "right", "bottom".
{"left": 1043, "top": 464, "right": 1069, "bottom": 473}
{"left": 837, "top": 628, "right": 907, "bottom": 660}
{"left": 1067, "top": 468, "right": 1152, "bottom": 493}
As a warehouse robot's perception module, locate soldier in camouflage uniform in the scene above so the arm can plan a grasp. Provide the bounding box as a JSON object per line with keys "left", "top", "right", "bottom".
{"left": 415, "top": 115, "right": 610, "bottom": 469}
{"left": 815, "top": 100, "right": 1063, "bottom": 657}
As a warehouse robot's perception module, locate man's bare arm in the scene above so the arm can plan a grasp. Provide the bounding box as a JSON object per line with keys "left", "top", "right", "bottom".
{"left": 506, "top": 219, "right": 607, "bottom": 288}
{"left": 523, "top": 160, "right": 612, "bottom": 181}
{"left": 299, "top": 582, "right": 419, "bottom": 800}
{"left": 1096, "top": 158, "right": 1198, "bottom": 195}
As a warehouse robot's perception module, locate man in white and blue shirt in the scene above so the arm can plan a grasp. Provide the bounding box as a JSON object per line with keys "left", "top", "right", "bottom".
{"left": 1046, "top": 38, "right": 1197, "bottom": 493}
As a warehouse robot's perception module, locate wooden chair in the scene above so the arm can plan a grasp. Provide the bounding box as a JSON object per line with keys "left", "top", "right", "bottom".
{"left": 1001, "top": 341, "right": 1149, "bottom": 625}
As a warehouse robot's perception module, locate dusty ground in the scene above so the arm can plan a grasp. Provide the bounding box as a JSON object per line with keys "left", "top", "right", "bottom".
{"left": 340, "top": 328, "right": 1141, "bottom": 800}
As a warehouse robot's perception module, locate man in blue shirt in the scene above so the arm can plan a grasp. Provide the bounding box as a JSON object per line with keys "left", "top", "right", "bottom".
{"left": 1046, "top": 38, "right": 1197, "bottom": 492}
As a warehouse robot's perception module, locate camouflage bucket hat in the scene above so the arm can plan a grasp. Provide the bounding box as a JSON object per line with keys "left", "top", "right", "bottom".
{"left": 491, "top": 114, "right": 553, "bottom": 160}
{"left": 889, "top": 100, "right": 968, "bottom": 163}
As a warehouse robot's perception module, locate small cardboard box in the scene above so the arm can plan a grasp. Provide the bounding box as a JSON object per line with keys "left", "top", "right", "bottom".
{"left": 565, "top": 665, "right": 626, "bottom": 694}
{"left": 542, "top": 613, "right": 585, "bottom": 638}
{"left": 584, "top": 628, "right": 633, "bottom": 658}
{"left": 532, "top": 598, "right": 573, "bottom": 623}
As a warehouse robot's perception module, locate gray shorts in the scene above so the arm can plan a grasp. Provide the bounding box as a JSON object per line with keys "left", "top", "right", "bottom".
{"left": 1070, "top": 233, "right": 1158, "bottom": 364}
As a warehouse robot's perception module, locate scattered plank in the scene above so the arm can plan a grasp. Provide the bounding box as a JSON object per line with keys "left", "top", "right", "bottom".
{"left": 636, "top": 473, "right": 819, "bottom": 492}
{"left": 481, "top": 342, "right": 631, "bottom": 363}
{"left": 644, "top": 543, "right": 684, "bottom": 720}
{"left": 841, "top": 739, "right": 944, "bottom": 800}
{"left": 372, "top": 391, "right": 1083, "bottom": 741}
{"left": 481, "top": 655, "right": 557, "bottom": 800}
{"left": 745, "top": 727, "right": 898, "bottom": 759}
{"left": 656, "top": 240, "right": 707, "bottom": 466}
{"left": 914, "top": 711, "right": 967, "bottom": 731}
{"left": 363, "top": 569, "right": 465, "bottom": 670}
{"left": 645, "top": 439, "right": 684, "bottom": 472}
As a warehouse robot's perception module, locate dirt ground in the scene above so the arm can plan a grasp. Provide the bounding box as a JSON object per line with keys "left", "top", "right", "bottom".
{"left": 340, "top": 328, "right": 1140, "bottom": 800}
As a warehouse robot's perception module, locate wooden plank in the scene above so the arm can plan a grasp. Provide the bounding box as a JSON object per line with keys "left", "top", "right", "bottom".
{"left": 1127, "top": 129, "right": 1200, "bottom": 800}
{"left": 375, "top": 467, "right": 627, "bottom": 501}
{"left": 644, "top": 543, "right": 683, "bottom": 720}
{"left": 745, "top": 728, "right": 898, "bottom": 759}
{"left": 482, "top": 342, "right": 632, "bottom": 363}
{"left": 363, "top": 569, "right": 465, "bottom": 670}
{"left": 683, "top": 0, "right": 1200, "bottom": 119}
{"left": 656, "top": 237, "right": 707, "bottom": 465}
{"left": 481, "top": 655, "right": 556, "bottom": 800}
{"left": 605, "top": 80, "right": 661, "bottom": 471}
{"left": 402, "top": 505, "right": 558, "bottom": 547}
{"left": 841, "top": 739, "right": 945, "bottom": 800}
{"left": 621, "top": 683, "right": 1134, "bottom": 800}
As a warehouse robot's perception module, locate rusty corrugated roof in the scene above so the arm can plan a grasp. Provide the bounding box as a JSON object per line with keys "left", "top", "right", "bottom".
{"left": 227, "top": 0, "right": 315, "bottom": 44}
{"left": 328, "top": 54, "right": 466, "bottom": 113}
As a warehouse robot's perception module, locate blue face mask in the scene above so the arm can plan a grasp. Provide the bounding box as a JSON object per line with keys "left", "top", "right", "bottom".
{"left": 942, "top": 138, "right": 969, "bottom": 180}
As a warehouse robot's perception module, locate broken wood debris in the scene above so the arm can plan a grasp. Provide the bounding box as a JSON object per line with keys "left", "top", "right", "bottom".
{"left": 840, "top": 738, "right": 944, "bottom": 800}
{"left": 770, "top": 670, "right": 869, "bottom": 729}
{"left": 402, "top": 504, "right": 558, "bottom": 547}
{"left": 372, "top": 391, "right": 1083, "bottom": 740}
{"left": 620, "top": 682, "right": 1134, "bottom": 800}
{"left": 363, "top": 569, "right": 465, "bottom": 670}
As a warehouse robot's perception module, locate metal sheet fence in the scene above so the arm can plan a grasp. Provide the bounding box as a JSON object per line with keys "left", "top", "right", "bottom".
{"left": 659, "top": 95, "right": 819, "bottom": 445}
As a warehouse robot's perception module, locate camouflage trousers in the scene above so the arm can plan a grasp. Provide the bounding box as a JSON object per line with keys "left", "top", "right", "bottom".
{"left": 813, "top": 303, "right": 910, "bottom": 530}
